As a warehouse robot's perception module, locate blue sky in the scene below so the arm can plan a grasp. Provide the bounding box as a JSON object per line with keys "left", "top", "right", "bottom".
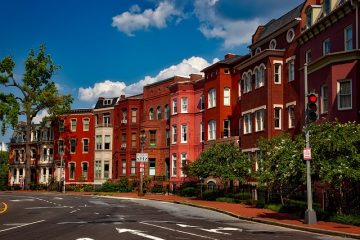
{"left": 0, "top": 0, "right": 303, "bottom": 144}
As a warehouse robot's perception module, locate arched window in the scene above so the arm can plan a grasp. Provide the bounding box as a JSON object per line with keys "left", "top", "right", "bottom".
{"left": 164, "top": 104, "right": 170, "bottom": 120}
{"left": 258, "top": 65, "right": 265, "bottom": 87}
{"left": 208, "top": 120, "right": 216, "bottom": 140}
{"left": 149, "top": 108, "right": 154, "bottom": 120}
{"left": 157, "top": 106, "right": 162, "bottom": 120}
{"left": 269, "top": 39, "right": 277, "bottom": 49}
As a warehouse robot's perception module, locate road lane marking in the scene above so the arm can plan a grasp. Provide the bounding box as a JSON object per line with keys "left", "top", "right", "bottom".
{"left": 200, "top": 227, "right": 243, "bottom": 235}
{"left": 0, "top": 202, "right": 7, "bottom": 214}
{"left": 10, "top": 199, "right": 35, "bottom": 202}
{"left": 116, "top": 228, "right": 165, "bottom": 240}
{"left": 25, "top": 206, "right": 68, "bottom": 209}
{"left": 57, "top": 221, "right": 88, "bottom": 225}
{"left": 140, "top": 222, "right": 219, "bottom": 240}
{"left": 0, "top": 220, "right": 45, "bottom": 233}
{"left": 70, "top": 209, "right": 80, "bottom": 214}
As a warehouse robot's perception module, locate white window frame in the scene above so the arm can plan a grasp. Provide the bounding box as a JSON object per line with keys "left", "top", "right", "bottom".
{"left": 243, "top": 114, "right": 252, "bottom": 134}
{"left": 287, "top": 60, "right": 295, "bottom": 82}
{"left": 288, "top": 106, "right": 295, "bottom": 129}
{"left": 104, "top": 135, "right": 111, "bottom": 150}
{"left": 305, "top": 50, "right": 312, "bottom": 64}
{"left": 199, "top": 95, "right": 205, "bottom": 111}
{"left": 323, "top": 38, "right": 331, "bottom": 55}
{"left": 172, "top": 99, "right": 178, "bottom": 114}
{"left": 344, "top": 25, "right": 353, "bottom": 51}
{"left": 223, "top": 119, "right": 230, "bottom": 138}
{"left": 180, "top": 153, "right": 187, "bottom": 177}
{"left": 200, "top": 122, "right": 204, "bottom": 142}
{"left": 208, "top": 89, "right": 216, "bottom": 108}
{"left": 337, "top": 79, "right": 352, "bottom": 110}
{"left": 82, "top": 162, "right": 88, "bottom": 180}
{"left": 70, "top": 139, "right": 76, "bottom": 154}
{"left": 181, "top": 124, "right": 187, "bottom": 143}
{"left": 83, "top": 138, "right": 89, "bottom": 153}
{"left": 269, "top": 39, "right": 277, "bottom": 49}
{"left": 286, "top": 28, "right": 295, "bottom": 43}
{"left": 69, "top": 162, "right": 76, "bottom": 180}
{"left": 321, "top": 85, "right": 328, "bottom": 113}
{"left": 83, "top": 118, "right": 89, "bottom": 131}
{"left": 274, "top": 105, "right": 282, "bottom": 130}
{"left": 208, "top": 120, "right": 216, "bottom": 141}
{"left": 172, "top": 125, "right": 177, "bottom": 144}
{"left": 181, "top": 97, "right": 188, "bottom": 113}
{"left": 131, "top": 109, "right": 137, "bottom": 123}
{"left": 255, "top": 109, "right": 265, "bottom": 132}
{"left": 274, "top": 62, "right": 282, "bottom": 84}
{"left": 149, "top": 108, "right": 154, "bottom": 120}
{"left": 223, "top": 88, "right": 230, "bottom": 106}
{"left": 171, "top": 154, "right": 177, "bottom": 177}
{"left": 70, "top": 119, "right": 77, "bottom": 132}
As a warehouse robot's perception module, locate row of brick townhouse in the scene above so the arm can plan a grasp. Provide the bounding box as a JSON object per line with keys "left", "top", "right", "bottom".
{"left": 8, "top": 0, "right": 360, "bottom": 188}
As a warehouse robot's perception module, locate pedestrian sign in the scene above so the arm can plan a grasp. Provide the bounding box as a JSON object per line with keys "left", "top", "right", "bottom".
{"left": 303, "top": 148, "right": 312, "bottom": 160}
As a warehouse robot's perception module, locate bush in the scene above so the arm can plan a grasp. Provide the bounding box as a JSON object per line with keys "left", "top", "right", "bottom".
{"left": 179, "top": 187, "right": 197, "bottom": 197}
{"left": 150, "top": 185, "right": 166, "bottom": 194}
{"left": 216, "top": 197, "right": 239, "bottom": 203}
{"left": 99, "top": 179, "right": 133, "bottom": 192}
{"left": 202, "top": 190, "right": 221, "bottom": 201}
{"left": 265, "top": 203, "right": 282, "bottom": 212}
{"left": 329, "top": 214, "right": 360, "bottom": 226}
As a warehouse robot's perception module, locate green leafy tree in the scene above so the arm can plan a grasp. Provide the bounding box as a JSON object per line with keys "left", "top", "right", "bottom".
{"left": 0, "top": 45, "right": 73, "bottom": 189}
{"left": 0, "top": 151, "right": 8, "bottom": 190}
{"left": 257, "top": 134, "right": 305, "bottom": 204}
{"left": 188, "top": 142, "right": 251, "bottom": 184}
{"left": 309, "top": 121, "right": 360, "bottom": 213}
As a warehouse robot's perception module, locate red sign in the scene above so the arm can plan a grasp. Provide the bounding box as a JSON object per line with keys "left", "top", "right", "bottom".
{"left": 303, "top": 148, "right": 312, "bottom": 160}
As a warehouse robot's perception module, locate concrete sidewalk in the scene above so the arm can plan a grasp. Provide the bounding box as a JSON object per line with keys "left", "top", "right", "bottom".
{"left": 95, "top": 192, "right": 360, "bottom": 239}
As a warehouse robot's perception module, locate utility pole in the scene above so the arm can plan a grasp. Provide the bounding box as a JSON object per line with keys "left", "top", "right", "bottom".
{"left": 304, "top": 63, "right": 317, "bottom": 224}
{"left": 60, "top": 150, "right": 65, "bottom": 194}
{"left": 137, "top": 132, "right": 147, "bottom": 197}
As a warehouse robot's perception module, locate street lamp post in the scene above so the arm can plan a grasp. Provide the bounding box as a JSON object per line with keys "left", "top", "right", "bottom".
{"left": 60, "top": 150, "right": 65, "bottom": 194}
{"left": 138, "top": 132, "right": 146, "bottom": 197}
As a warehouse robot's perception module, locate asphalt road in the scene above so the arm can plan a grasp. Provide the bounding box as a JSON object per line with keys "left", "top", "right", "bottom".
{"left": 0, "top": 192, "right": 353, "bottom": 240}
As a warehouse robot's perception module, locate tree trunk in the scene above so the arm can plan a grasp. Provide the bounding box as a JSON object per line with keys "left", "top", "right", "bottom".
{"left": 24, "top": 117, "right": 32, "bottom": 190}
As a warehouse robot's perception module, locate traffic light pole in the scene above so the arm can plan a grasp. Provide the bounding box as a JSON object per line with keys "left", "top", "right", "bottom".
{"left": 304, "top": 63, "right": 317, "bottom": 224}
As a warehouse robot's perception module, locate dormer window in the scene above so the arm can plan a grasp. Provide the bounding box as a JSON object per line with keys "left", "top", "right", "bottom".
{"left": 255, "top": 48, "right": 261, "bottom": 55}
{"left": 286, "top": 29, "right": 295, "bottom": 43}
{"left": 306, "top": 9, "right": 312, "bottom": 28}
{"left": 324, "top": 0, "right": 331, "bottom": 15}
{"left": 269, "top": 39, "right": 277, "bottom": 49}
{"left": 103, "top": 99, "right": 112, "bottom": 105}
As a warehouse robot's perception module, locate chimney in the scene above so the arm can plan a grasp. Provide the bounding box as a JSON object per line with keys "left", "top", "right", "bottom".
{"left": 224, "top": 53, "right": 236, "bottom": 59}
{"left": 189, "top": 74, "right": 203, "bottom": 81}
{"left": 120, "top": 95, "right": 126, "bottom": 100}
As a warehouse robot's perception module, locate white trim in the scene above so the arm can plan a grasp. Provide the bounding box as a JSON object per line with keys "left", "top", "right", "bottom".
{"left": 273, "top": 104, "right": 283, "bottom": 108}
{"left": 242, "top": 148, "right": 260, "bottom": 153}
{"left": 241, "top": 105, "right": 267, "bottom": 116}
{"left": 269, "top": 39, "right": 277, "bottom": 49}
{"left": 286, "top": 28, "right": 295, "bottom": 43}
{"left": 337, "top": 79, "right": 352, "bottom": 110}
{"left": 285, "top": 55, "right": 296, "bottom": 63}
{"left": 285, "top": 101, "right": 296, "bottom": 108}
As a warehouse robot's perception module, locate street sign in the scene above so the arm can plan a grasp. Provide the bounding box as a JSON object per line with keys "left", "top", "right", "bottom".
{"left": 303, "top": 148, "right": 312, "bottom": 160}
{"left": 136, "top": 153, "right": 148, "bottom": 162}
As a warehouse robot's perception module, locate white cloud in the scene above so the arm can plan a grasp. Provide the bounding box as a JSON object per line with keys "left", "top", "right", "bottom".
{"left": 32, "top": 109, "right": 49, "bottom": 124}
{"left": 78, "top": 56, "right": 214, "bottom": 102}
{"left": 112, "top": 2, "right": 183, "bottom": 36}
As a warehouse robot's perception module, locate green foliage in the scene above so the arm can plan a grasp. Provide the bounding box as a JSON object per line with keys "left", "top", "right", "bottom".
{"left": 202, "top": 189, "right": 222, "bottom": 201}
{"left": 329, "top": 214, "right": 360, "bottom": 226}
{"left": 265, "top": 203, "right": 282, "bottom": 212}
{"left": 99, "top": 178, "right": 133, "bottom": 192}
{"left": 178, "top": 187, "right": 197, "bottom": 197}
{"left": 257, "top": 134, "right": 305, "bottom": 202}
{"left": 0, "top": 151, "right": 8, "bottom": 190}
{"left": 150, "top": 185, "right": 166, "bottom": 194}
{"left": 309, "top": 121, "right": 360, "bottom": 186}
{"left": 188, "top": 142, "right": 251, "bottom": 184}
{"left": 216, "top": 197, "right": 239, "bottom": 203}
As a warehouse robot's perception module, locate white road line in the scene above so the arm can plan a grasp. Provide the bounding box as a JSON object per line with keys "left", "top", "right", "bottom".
{"left": 116, "top": 228, "right": 165, "bottom": 240}
{"left": 10, "top": 199, "right": 35, "bottom": 202}
{"left": 25, "top": 206, "right": 67, "bottom": 209}
{"left": 140, "top": 222, "right": 219, "bottom": 240}
{"left": 0, "top": 220, "right": 45, "bottom": 233}
{"left": 57, "top": 221, "right": 87, "bottom": 225}
{"left": 70, "top": 209, "right": 80, "bottom": 214}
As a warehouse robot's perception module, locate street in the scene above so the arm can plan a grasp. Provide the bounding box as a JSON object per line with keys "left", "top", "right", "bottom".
{"left": 0, "top": 192, "right": 353, "bottom": 240}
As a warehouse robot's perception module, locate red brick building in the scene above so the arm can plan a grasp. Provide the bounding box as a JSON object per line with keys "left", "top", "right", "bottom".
{"left": 53, "top": 109, "right": 94, "bottom": 184}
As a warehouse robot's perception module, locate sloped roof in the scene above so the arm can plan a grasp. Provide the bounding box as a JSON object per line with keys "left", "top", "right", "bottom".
{"left": 256, "top": 3, "right": 304, "bottom": 42}
{"left": 94, "top": 97, "right": 118, "bottom": 109}
{"left": 201, "top": 55, "right": 248, "bottom": 72}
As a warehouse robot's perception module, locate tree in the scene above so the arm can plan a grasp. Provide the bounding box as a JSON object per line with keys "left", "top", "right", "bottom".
{"left": 0, "top": 45, "right": 73, "bottom": 189}
{"left": 188, "top": 142, "right": 251, "bottom": 185}
{"left": 257, "top": 134, "right": 305, "bottom": 204}
{"left": 309, "top": 121, "right": 360, "bottom": 213}
{"left": 0, "top": 151, "right": 8, "bottom": 190}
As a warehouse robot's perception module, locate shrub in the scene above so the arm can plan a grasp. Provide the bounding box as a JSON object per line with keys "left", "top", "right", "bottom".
{"left": 265, "top": 203, "right": 282, "bottom": 212}
{"left": 179, "top": 187, "right": 197, "bottom": 197}
{"left": 150, "top": 185, "right": 166, "bottom": 194}
{"left": 329, "top": 214, "right": 360, "bottom": 226}
{"left": 216, "top": 197, "right": 239, "bottom": 203}
{"left": 202, "top": 190, "right": 221, "bottom": 201}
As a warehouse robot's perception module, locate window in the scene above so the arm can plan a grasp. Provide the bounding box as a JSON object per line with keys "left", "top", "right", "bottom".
{"left": 104, "top": 135, "right": 111, "bottom": 150}
{"left": 224, "top": 88, "right": 230, "bottom": 106}
{"left": 131, "top": 109, "right": 137, "bottom": 123}
{"left": 288, "top": 60, "right": 295, "bottom": 82}
{"left": 208, "top": 89, "right": 216, "bottom": 108}
{"left": 131, "top": 133, "right": 137, "bottom": 148}
{"left": 70, "top": 119, "right": 77, "bottom": 132}
{"left": 255, "top": 47, "right": 261, "bottom": 54}
{"left": 172, "top": 99, "right": 178, "bottom": 114}
{"left": 324, "top": 0, "right": 331, "bottom": 15}
{"left": 345, "top": 26, "right": 353, "bottom": 51}
{"left": 269, "top": 39, "right": 277, "bottom": 49}
{"left": 243, "top": 113, "right": 252, "bottom": 134}
{"left": 208, "top": 120, "right": 216, "bottom": 140}
{"left": 83, "top": 118, "right": 89, "bottom": 131}
{"left": 256, "top": 66, "right": 265, "bottom": 88}
{"left": 157, "top": 106, "right": 162, "bottom": 120}
{"left": 181, "top": 153, "right": 187, "bottom": 177}
{"left": 122, "top": 110, "right": 127, "bottom": 123}
{"left": 244, "top": 72, "right": 252, "bottom": 93}
{"left": 58, "top": 140, "right": 64, "bottom": 154}
{"left": 164, "top": 104, "right": 170, "bottom": 119}
{"left": 121, "top": 160, "right": 126, "bottom": 176}
{"left": 149, "top": 130, "right": 156, "bottom": 146}
{"left": 69, "top": 163, "right": 75, "bottom": 180}
{"left": 103, "top": 99, "right": 112, "bottom": 105}
{"left": 83, "top": 139, "right": 89, "bottom": 153}
{"left": 166, "top": 129, "right": 170, "bottom": 146}
{"left": 181, "top": 124, "right": 187, "bottom": 143}
{"left": 96, "top": 135, "right": 102, "bottom": 150}
{"left": 321, "top": 85, "right": 328, "bottom": 113}
{"left": 172, "top": 125, "right": 177, "bottom": 144}
{"left": 274, "top": 108, "right": 282, "bottom": 129}
{"left": 238, "top": 81, "right": 241, "bottom": 97}
{"left": 306, "top": 9, "right": 312, "bottom": 27}
{"left": 323, "top": 38, "right": 331, "bottom": 55}
{"left": 305, "top": 50, "right": 312, "bottom": 64}
{"left": 121, "top": 133, "right": 126, "bottom": 148}
{"left": 224, "top": 68, "right": 230, "bottom": 74}
{"left": 255, "top": 110, "right": 265, "bottom": 132}
{"left": 70, "top": 139, "right": 76, "bottom": 153}
{"left": 104, "top": 161, "right": 110, "bottom": 179}
{"left": 181, "top": 97, "right": 188, "bottom": 113}
{"left": 82, "top": 162, "right": 88, "bottom": 179}
{"left": 149, "top": 108, "right": 154, "bottom": 120}
{"left": 288, "top": 106, "right": 295, "bottom": 128}
{"left": 274, "top": 63, "right": 282, "bottom": 84}
{"left": 200, "top": 95, "right": 205, "bottom": 111}
{"left": 286, "top": 28, "right": 295, "bottom": 43}
{"left": 338, "top": 80, "right": 352, "bottom": 110}
{"left": 95, "top": 160, "right": 101, "bottom": 179}
{"left": 200, "top": 123, "right": 204, "bottom": 142}
{"left": 131, "top": 159, "right": 136, "bottom": 175}
{"left": 149, "top": 158, "right": 156, "bottom": 176}
{"left": 172, "top": 154, "right": 177, "bottom": 177}
{"left": 103, "top": 113, "right": 110, "bottom": 126}
{"left": 223, "top": 120, "right": 230, "bottom": 138}
{"left": 31, "top": 148, "right": 37, "bottom": 159}
{"left": 59, "top": 119, "right": 64, "bottom": 132}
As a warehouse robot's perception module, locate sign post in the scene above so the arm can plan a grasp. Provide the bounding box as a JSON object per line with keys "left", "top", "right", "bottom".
{"left": 137, "top": 132, "right": 147, "bottom": 196}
